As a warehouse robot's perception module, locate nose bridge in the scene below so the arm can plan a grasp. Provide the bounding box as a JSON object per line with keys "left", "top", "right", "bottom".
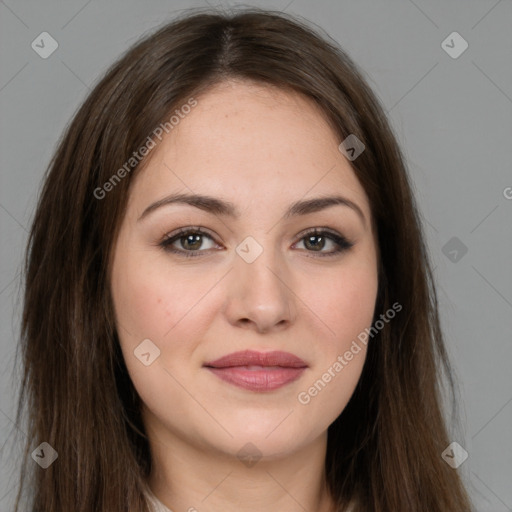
{"left": 235, "top": 233, "right": 287, "bottom": 297}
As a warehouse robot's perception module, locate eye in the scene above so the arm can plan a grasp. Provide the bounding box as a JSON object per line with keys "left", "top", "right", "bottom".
{"left": 159, "top": 227, "right": 219, "bottom": 258}
{"left": 292, "top": 228, "right": 354, "bottom": 257}
{"left": 158, "top": 226, "right": 354, "bottom": 258}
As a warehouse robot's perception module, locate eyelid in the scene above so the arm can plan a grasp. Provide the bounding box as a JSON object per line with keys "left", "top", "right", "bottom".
{"left": 163, "top": 225, "right": 216, "bottom": 239}
{"left": 295, "top": 226, "right": 342, "bottom": 240}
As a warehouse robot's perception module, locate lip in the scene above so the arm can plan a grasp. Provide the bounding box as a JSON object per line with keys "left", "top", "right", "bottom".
{"left": 204, "top": 350, "right": 308, "bottom": 392}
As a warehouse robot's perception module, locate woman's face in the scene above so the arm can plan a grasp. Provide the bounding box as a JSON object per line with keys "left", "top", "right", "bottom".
{"left": 110, "top": 80, "right": 378, "bottom": 460}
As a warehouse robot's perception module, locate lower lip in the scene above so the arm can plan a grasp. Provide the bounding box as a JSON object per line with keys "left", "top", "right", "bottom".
{"left": 206, "top": 366, "right": 306, "bottom": 391}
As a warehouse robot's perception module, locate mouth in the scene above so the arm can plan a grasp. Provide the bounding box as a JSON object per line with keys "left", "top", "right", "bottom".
{"left": 203, "top": 350, "right": 308, "bottom": 392}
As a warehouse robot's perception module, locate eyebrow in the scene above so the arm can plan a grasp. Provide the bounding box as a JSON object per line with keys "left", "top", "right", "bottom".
{"left": 137, "top": 192, "right": 366, "bottom": 225}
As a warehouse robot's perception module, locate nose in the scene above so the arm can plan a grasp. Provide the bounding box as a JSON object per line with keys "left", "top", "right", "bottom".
{"left": 223, "top": 244, "right": 297, "bottom": 334}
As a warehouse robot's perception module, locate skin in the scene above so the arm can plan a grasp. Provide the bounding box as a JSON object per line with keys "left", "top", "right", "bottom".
{"left": 110, "top": 79, "right": 379, "bottom": 512}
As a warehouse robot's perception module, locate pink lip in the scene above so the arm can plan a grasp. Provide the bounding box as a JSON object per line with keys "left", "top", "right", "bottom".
{"left": 204, "top": 350, "right": 308, "bottom": 392}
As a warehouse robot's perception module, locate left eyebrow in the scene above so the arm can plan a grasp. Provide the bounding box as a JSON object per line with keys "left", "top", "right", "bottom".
{"left": 137, "top": 193, "right": 366, "bottom": 226}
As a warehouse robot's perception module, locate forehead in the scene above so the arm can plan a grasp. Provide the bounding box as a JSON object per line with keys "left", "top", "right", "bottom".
{"left": 129, "top": 80, "right": 370, "bottom": 219}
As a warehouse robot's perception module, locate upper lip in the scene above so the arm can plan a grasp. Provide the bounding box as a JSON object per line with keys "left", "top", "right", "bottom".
{"left": 204, "top": 350, "right": 308, "bottom": 368}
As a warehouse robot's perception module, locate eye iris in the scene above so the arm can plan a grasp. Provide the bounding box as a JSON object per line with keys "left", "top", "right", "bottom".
{"left": 182, "top": 233, "right": 202, "bottom": 250}
{"left": 305, "top": 234, "right": 325, "bottom": 251}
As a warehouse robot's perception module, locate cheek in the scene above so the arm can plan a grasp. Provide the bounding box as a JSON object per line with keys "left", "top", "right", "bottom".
{"left": 111, "top": 266, "right": 167, "bottom": 340}
{"left": 110, "top": 245, "right": 219, "bottom": 399}
{"left": 305, "top": 259, "right": 378, "bottom": 352}
{"left": 111, "top": 247, "right": 203, "bottom": 341}
{"left": 295, "top": 283, "right": 376, "bottom": 428}
{"left": 110, "top": 250, "right": 203, "bottom": 413}
{"left": 294, "top": 251, "right": 377, "bottom": 418}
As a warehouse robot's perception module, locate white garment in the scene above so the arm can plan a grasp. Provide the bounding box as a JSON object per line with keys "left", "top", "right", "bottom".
{"left": 144, "top": 488, "right": 174, "bottom": 512}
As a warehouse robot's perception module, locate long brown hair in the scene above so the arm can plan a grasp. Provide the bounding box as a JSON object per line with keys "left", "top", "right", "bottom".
{"left": 14, "top": 7, "right": 473, "bottom": 511}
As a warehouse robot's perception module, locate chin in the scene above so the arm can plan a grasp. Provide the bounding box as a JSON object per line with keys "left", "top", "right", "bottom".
{"left": 207, "top": 411, "right": 323, "bottom": 460}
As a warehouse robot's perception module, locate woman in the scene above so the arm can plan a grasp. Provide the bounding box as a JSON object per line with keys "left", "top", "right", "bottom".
{"left": 14, "top": 7, "right": 473, "bottom": 512}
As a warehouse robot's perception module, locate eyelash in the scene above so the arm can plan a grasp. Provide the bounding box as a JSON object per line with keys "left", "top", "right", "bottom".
{"left": 158, "top": 226, "right": 354, "bottom": 259}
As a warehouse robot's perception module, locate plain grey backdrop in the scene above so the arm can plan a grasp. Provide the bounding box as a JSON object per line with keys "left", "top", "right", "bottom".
{"left": 1, "top": 0, "right": 511, "bottom": 510}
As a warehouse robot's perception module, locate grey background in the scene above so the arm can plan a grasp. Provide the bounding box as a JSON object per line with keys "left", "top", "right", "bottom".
{"left": 1, "top": 0, "right": 511, "bottom": 510}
